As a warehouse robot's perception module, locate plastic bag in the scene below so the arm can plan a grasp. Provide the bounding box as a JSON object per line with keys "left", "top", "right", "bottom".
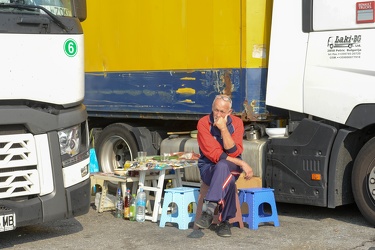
{"left": 89, "top": 148, "right": 100, "bottom": 173}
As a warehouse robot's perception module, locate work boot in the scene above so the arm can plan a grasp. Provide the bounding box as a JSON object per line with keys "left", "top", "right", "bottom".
{"left": 217, "top": 221, "right": 231, "bottom": 237}
{"left": 195, "top": 211, "right": 213, "bottom": 229}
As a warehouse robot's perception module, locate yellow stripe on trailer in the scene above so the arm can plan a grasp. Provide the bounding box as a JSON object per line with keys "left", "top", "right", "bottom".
{"left": 241, "top": 0, "right": 273, "bottom": 69}
{"left": 82, "top": 0, "right": 242, "bottom": 72}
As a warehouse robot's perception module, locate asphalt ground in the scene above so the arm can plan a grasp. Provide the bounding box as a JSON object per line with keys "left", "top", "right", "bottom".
{"left": 1, "top": 193, "right": 375, "bottom": 250}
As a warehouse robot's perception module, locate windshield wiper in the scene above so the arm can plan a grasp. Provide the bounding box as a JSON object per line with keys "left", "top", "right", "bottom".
{"left": 0, "top": 4, "right": 69, "bottom": 32}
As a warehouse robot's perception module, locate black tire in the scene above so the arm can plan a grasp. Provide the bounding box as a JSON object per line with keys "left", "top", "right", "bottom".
{"left": 352, "top": 137, "right": 375, "bottom": 226}
{"left": 95, "top": 123, "right": 139, "bottom": 173}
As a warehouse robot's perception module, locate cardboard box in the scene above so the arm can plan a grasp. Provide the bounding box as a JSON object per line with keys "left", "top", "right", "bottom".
{"left": 236, "top": 173, "right": 262, "bottom": 189}
{"left": 236, "top": 174, "right": 263, "bottom": 214}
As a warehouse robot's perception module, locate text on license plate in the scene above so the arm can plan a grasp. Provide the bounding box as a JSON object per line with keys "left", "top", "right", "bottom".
{"left": 0, "top": 213, "right": 16, "bottom": 232}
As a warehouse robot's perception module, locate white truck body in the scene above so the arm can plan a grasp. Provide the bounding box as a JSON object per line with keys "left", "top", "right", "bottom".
{"left": 267, "top": 0, "right": 375, "bottom": 124}
{"left": 266, "top": 0, "right": 375, "bottom": 226}
{"left": 0, "top": 0, "right": 90, "bottom": 232}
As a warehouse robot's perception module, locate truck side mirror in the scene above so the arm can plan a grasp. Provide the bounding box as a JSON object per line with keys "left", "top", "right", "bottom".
{"left": 72, "top": 0, "right": 87, "bottom": 22}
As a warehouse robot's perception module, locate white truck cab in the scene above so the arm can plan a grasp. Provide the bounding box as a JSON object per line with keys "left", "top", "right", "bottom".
{"left": 0, "top": 0, "right": 90, "bottom": 232}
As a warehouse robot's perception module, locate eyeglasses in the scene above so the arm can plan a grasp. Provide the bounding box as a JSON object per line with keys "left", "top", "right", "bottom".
{"left": 215, "top": 95, "right": 232, "bottom": 104}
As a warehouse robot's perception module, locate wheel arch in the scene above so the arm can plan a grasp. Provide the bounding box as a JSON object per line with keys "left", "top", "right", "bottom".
{"left": 346, "top": 104, "right": 375, "bottom": 129}
{"left": 327, "top": 128, "right": 359, "bottom": 208}
{"left": 327, "top": 103, "right": 375, "bottom": 208}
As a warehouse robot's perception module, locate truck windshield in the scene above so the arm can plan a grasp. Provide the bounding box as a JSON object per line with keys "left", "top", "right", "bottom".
{"left": 0, "top": 0, "right": 72, "bottom": 17}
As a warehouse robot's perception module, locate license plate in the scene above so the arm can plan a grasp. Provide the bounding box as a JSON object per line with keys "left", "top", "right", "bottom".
{"left": 0, "top": 213, "right": 16, "bottom": 232}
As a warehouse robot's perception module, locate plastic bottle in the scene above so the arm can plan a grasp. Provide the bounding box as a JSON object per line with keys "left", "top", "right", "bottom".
{"left": 166, "top": 179, "right": 173, "bottom": 189}
{"left": 136, "top": 188, "right": 146, "bottom": 222}
{"left": 188, "top": 202, "right": 193, "bottom": 214}
{"left": 123, "top": 189, "right": 131, "bottom": 220}
{"left": 129, "top": 194, "right": 136, "bottom": 221}
{"left": 115, "top": 187, "right": 123, "bottom": 218}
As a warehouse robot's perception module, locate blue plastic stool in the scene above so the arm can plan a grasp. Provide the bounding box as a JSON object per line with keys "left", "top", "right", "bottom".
{"left": 238, "top": 188, "right": 280, "bottom": 230}
{"left": 159, "top": 187, "right": 199, "bottom": 230}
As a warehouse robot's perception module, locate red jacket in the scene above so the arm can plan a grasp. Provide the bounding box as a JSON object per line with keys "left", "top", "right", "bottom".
{"left": 197, "top": 112, "right": 244, "bottom": 173}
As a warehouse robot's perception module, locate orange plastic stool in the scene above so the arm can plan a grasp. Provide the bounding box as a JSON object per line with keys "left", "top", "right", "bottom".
{"left": 194, "top": 182, "right": 244, "bottom": 230}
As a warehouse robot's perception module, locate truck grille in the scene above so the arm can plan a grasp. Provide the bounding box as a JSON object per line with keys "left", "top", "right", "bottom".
{"left": 0, "top": 134, "right": 39, "bottom": 198}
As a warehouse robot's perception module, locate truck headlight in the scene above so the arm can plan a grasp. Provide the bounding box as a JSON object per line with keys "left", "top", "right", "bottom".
{"left": 58, "top": 121, "right": 89, "bottom": 167}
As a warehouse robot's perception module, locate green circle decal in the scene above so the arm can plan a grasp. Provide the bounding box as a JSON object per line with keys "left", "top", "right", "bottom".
{"left": 64, "top": 39, "right": 78, "bottom": 57}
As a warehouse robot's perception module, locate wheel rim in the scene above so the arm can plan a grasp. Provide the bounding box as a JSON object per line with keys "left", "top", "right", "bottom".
{"left": 100, "top": 135, "right": 133, "bottom": 173}
{"left": 368, "top": 165, "right": 375, "bottom": 201}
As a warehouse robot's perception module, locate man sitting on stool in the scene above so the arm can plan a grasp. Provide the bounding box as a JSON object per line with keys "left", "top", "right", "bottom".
{"left": 195, "top": 94, "right": 253, "bottom": 237}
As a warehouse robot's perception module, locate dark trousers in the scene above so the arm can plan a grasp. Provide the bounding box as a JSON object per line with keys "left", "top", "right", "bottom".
{"left": 200, "top": 159, "right": 241, "bottom": 222}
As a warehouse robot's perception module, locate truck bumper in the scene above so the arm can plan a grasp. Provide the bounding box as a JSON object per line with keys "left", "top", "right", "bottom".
{"left": 0, "top": 178, "right": 91, "bottom": 229}
{"left": 65, "top": 177, "right": 91, "bottom": 218}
